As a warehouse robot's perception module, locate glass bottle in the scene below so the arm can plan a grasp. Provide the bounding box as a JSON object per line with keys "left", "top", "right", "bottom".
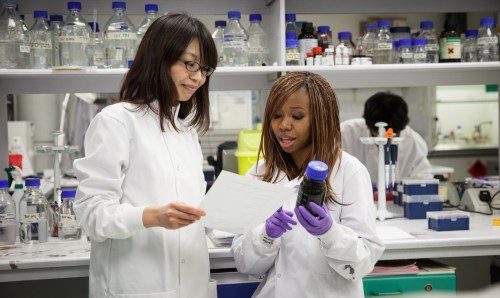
{"left": 247, "top": 13, "right": 269, "bottom": 66}
{"left": 317, "top": 25, "right": 332, "bottom": 51}
{"left": 334, "top": 31, "right": 354, "bottom": 65}
{"left": 412, "top": 38, "right": 427, "bottom": 64}
{"left": 222, "top": 10, "right": 249, "bottom": 67}
{"left": 285, "top": 38, "right": 299, "bottom": 66}
{"left": 285, "top": 13, "right": 297, "bottom": 37}
{"left": 58, "top": 189, "right": 81, "bottom": 240}
{"left": 0, "top": 0, "right": 30, "bottom": 69}
{"left": 352, "top": 36, "right": 372, "bottom": 65}
{"left": 59, "top": 1, "right": 90, "bottom": 67}
{"left": 418, "top": 20, "right": 439, "bottom": 63}
{"left": 296, "top": 160, "right": 328, "bottom": 216}
{"left": 0, "top": 179, "right": 16, "bottom": 246}
{"left": 439, "top": 19, "right": 461, "bottom": 63}
{"left": 18, "top": 178, "right": 49, "bottom": 244}
{"left": 136, "top": 3, "right": 158, "bottom": 48}
{"left": 30, "top": 10, "right": 52, "bottom": 69}
{"left": 104, "top": 1, "right": 137, "bottom": 68}
{"left": 49, "top": 14, "right": 64, "bottom": 67}
{"left": 12, "top": 182, "right": 24, "bottom": 236}
{"left": 86, "top": 22, "right": 105, "bottom": 68}
{"left": 462, "top": 29, "right": 478, "bottom": 63}
{"left": 361, "top": 22, "right": 377, "bottom": 60}
{"left": 298, "top": 22, "right": 317, "bottom": 66}
{"left": 477, "top": 17, "right": 499, "bottom": 62}
{"left": 373, "top": 19, "right": 393, "bottom": 64}
{"left": 212, "top": 20, "right": 226, "bottom": 65}
{"left": 398, "top": 38, "right": 413, "bottom": 64}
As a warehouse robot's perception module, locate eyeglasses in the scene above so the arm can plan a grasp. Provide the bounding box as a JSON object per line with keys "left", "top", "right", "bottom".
{"left": 179, "top": 60, "right": 215, "bottom": 76}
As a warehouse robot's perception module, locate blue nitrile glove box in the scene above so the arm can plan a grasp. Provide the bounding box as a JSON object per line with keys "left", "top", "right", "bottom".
{"left": 402, "top": 179, "right": 439, "bottom": 195}
{"left": 403, "top": 194, "right": 443, "bottom": 219}
{"left": 427, "top": 210, "right": 470, "bottom": 231}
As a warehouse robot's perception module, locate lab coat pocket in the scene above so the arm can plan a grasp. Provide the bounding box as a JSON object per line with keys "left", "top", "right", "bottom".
{"left": 208, "top": 278, "right": 218, "bottom": 298}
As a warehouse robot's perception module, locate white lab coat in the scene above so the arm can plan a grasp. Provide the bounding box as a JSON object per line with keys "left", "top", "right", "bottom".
{"left": 74, "top": 102, "right": 210, "bottom": 298}
{"left": 231, "top": 152, "right": 385, "bottom": 298}
{"left": 340, "top": 118, "right": 433, "bottom": 184}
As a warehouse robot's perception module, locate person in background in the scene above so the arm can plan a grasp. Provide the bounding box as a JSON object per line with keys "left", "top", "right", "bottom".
{"left": 73, "top": 12, "right": 217, "bottom": 298}
{"left": 231, "top": 71, "right": 384, "bottom": 297}
{"left": 341, "top": 91, "right": 433, "bottom": 185}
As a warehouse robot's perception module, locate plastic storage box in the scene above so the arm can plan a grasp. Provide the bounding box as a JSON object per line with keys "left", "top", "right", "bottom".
{"left": 394, "top": 182, "right": 404, "bottom": 206}
{"left": 403, "top": 194, "right": 443, "bottom": 219}
{"left": 234, "top": 130, "right": 262, "bottom": 175}
{"left": 427, "top": 210, "right": 470, "bottom": 231}
{"left": 402, "top": 179, "right": 439, "bottom": 195}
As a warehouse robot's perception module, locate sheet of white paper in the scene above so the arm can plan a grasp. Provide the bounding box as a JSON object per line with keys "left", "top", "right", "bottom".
{"left": 199, "top": 170, "right": 294, "bottom": 234}
{"left": 376, "top": 226, "right": 415, "bottom": 240}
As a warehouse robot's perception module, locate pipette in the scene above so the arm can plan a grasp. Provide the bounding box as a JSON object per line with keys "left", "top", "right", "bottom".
{"left": 384, "top": 128, "right": 394, "bottom": 190}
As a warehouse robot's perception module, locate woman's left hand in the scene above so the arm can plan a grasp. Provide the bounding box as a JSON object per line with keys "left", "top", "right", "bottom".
{"left": 294, "top": 202, "right": 332, "bottom": 236}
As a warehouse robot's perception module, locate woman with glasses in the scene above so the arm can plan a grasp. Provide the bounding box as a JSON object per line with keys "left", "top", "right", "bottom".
{"left": 73, "top": 12, "right": 217, "bottom": 298}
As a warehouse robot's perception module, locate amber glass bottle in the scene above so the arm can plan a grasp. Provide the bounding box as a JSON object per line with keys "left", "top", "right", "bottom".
{"left": 439, "top": 20, "right": 461, "bottom": 63}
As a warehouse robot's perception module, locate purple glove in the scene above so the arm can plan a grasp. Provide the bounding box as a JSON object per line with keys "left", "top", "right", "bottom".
{"left": 265, "top": 207, "right": 297, "bottom": 238}
{"left": 294, "top": 202, "right": 333, "bottom": 236}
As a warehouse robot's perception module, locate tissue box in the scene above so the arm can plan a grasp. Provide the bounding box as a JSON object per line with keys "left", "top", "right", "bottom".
{"left": 403, "top": 179, "right": 439, "bottom": 196}
{"left": 403, "top": 194, "right": 443, "bottom": 219}
{"left": 427, "top": 211, "right": 470, "bottom": 231}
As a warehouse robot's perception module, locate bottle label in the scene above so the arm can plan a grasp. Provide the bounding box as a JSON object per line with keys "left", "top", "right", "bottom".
{"left": 477, "top": 36, "right": 499, "bottom": 46}
{"left": 106, "top": 32, "right": 137, "bottom": 41}
{"left": 19, "top": 45, "right": 31, "bottom": 53}
{"left": 286, "top": 51, "right": 300, "bottom": 62}
{"left": 440, "top": 37, "right": 461, "bottom": 59}
{"left": 30, "top": 42, "right": 52, "bottom": 50}
{"left": 414, "top": 53, "right": 426, "bottom": 59}
{"left": 0, "top": 213, "right": 15, "bottom": 220}
{"left": 401, "top": 52, "right": 413, "bottom": 59}
{"left": 59, "top": 36, "right": 90, "bottom": 44}
{"left": 60, "top": 213, "right": 76, "bottom": 223}
{"left": 425, "top": 44, "right": 439, "bottom": 51}
{"left": 377, "top": 42, "right": 393, "bottom": 50}
{"left": 22, "top": 213, "right": 40, "bottom": 221}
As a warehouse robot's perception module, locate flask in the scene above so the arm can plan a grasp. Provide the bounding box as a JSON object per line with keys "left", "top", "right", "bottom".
{"left": 18, "top": 178, "right": 50, "bottom": 244}
{"left": 222, "top": 11, "right": 249, "bottom": 67}
{"left": 373, "top": 19, "right": 393, "bottom": 64}
{"left": 0, "top": 0, "right": 30, "bottom": 69}
{"left": 247, "top": 13, "right": 269, "bottom": 66}
{"left": 12, "top": 182, "right": 24, "bottom": 236}
{"left": 334, "top": 31, "right": 354, "bottom": 65}
{"left": 29, "top": 10, "right": 52, "bottom": 69}
{"left": 317, "top": 25, "right": 332, "bottom": 51}
{"left": 412, "top": 38, "right": 427, "bottom": 64}
{"left": 0, "top": 179, "right": 16, "bottom": 246}
{"left": 462, "top": 29, "right": 478, "bottom": 63}
{"left": 398, "top": 38, "right": 413, "bottom": 64}
{"left": 361, "top": 23, "right": 377, "bottom": 60}
{"left": 296, "top": 160, "right": 328, "bottom": 215}
{"left": 59, "top": 1, "right": 90, "bottom": 67}
{"left": 418, "top": 20, "right": 439, "bottom": 63}
{"left": 477, "top": 17, "right": 499, "bottom": 62}
{"left": 285, "top": 13, "right": 297, "bottom": 37}
{"left": 104, "top": 1, "right": 137, "bottom": 68}
{"left": 212, "top": 20, "right": 226, "bottom": 65}
{"left": 49, "top": 14, "right": 64, "bottom": 67}
{"left": 285, "top": 38, "right": 299, "bottom": 66}
{"left": 58, "top": 189, "right": 81, "bottom": 240}
{"left": 136, "top": 3, "right": 158, "bottom": 48}
{"left": 439, "top": 19, "right": 461, "bottom": 63}
{"left": 86, "top": 22, "right": 105, "bottom": 68}
{"left": 298, "top": 22, "right": 317, "bottom": 66}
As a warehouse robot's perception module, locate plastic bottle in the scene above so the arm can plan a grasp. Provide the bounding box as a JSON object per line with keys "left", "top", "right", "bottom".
{"left": 59, "top": 1, "right": 90, "bottom": 67}
{"left": 418, "top": 20, "right": 439, "bottom": 63}
{"left": 298, "top": 22, "right": 317, "bottom": 66}
{"left": 305, "top": 51, "right": 314, "bottom": 66}
{"left": 49, "top": 14, "right": 63, "bottom": 67}
{"left": 462, "top": 29, "right": 478, "bottom": 62}
{"left": 222, "top": 11, "right": 249, "bottom": 67}
{"left": 247, "top": 13, "right": 269, "bottom": 66}
{"left": 212, "top": 20, "right": 226, "bottom": 65}
{"left": 361, "top": 23, "right": 377, "bottom": 60}
{"left": 477, "top": 17, "right": 499, "bottom": 62}
{"left": 412, "top": 38, "right": 427, "bottom": 63}
{"left": 313, "top": 46, "right": 322, "bottom": 66}
{"left": 296, "top": 160, "right": 328, "bottom": 215}
{"left": 398, "top": 38, "right": 413, "bottom": 64}
{"left": 317, "top": 25, "right": 332, "bottom": 51}
{"left": 86, "top": 22, "right": 105, "bottom": 68}
{"left": 136, "top": 3, "right": 158, "bottom": 48}
{"left": 104, "top": 1, "right": 137, "bottom": 68}
{"left": 30, "top": 10, "right": 52, "bottom": 69}
{"left": 11, "top": 182, "right": 24, "bottom": 236}
{"left": 334, "top": 31, "right": 354, "bottom": 65}
{"left": 18, "top": 178, "right": 50, "bottom": 244}
{"left": 323, "top": 46, "right": 334, "bottom": 66}
{"left": 0, "top": 179, "right": 16, "bottom": 246}
{"left": 0, "top": 0, "right": 30, "bottom": 69}
{"left": 373, "top": 19, "right": 393, "bottom": 64}
{"left": 285, "top": 13, "right": 297, "bottom": 37}
{"left": 58, "top": 189, "right": 81, "bottom": 240}
{"left": 439, "top": 19, "right": 461, "bottom": 63}
{"left": 285, "top": 38, "right": 299, "bottom": 66}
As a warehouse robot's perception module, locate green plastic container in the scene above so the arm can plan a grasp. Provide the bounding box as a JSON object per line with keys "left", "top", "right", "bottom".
{"left": 363, "top": 273, "right": 456, "bottom": 297}
{"left": 234, "top": 130, "right": 262, "bottom": 175}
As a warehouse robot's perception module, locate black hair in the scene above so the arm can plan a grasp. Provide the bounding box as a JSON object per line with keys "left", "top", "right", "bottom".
{"left": 362, "top": 92, "right": 409, "bottom": 134}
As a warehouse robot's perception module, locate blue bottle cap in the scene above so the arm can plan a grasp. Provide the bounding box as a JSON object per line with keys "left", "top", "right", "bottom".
{"left": 67, "top": 2, "right": 82, "bottom": 11}
{"left": 286, "top": 32, "right": 297, "bottom": 40}
{"left": 412, "top": 38, "right": 426, "bottom": 46}
{"left": 25, "top": 178, "right": 41, "bottom": 187}
{"left": 286, "top": 39, "right": 298, "bottom": 48}
{"left": 317, "top": 26, "right": 330, "bottom": 33}
{"left": 215, "top": 20, "right": 226, "bottom": 27}
{"left": 61, "top": 189, "right": 77, "bottom": 199}
{"left": 145, "top": 4, "right": 158, "bottom": 12}
{"left": 364, "top": 23, "right": 377, "bottom": 31}
{"left": 420, "top": 20, "right": 434, "bottom": 29}
{"left": 465, "top": 29, "right": 478, "bottom": 38}
{"left": 49, "top": 14, "right": 63, "bottom": 22}
{"left": 338, "top": 31, "right": 351, "bottom": 40}
{"left": 306, "top": 160, "right": 328, "bottom": 181}
{"left": 285, "top": 13, "right": 296, "bottom": 22}
{"left": 0, "top": 179, "right": 8, "bottom": 188}
{"left": 34, "top": 10, "right": 48, "bottom": 19}
{"left": 112, "top": 1, "right": 126, "bottom": 10}
{"left": 479, "top": 17, "right": 495, "bottom": 27}
{"left": 249, "top": 14, "right": 262, "bottom": 22}
{"left": 227, "top": 11, "right": 241, "bottom": 19}
{"left": 398, "top": 38, "right": 412, "bottom": 47}
{"left": 377, "top": 19, "right": 391, "bottom": 28}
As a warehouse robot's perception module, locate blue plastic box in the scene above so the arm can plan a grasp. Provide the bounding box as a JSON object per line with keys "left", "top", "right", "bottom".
{"left": 403, "top": 179, "right": 439, "bottom": 196}
{"left": 427, "top": 211, "right": 470, "bottom": 231}
{"left": 403, "top": 194, "right": 443, "bottom": 219}
{"left": 395, "top": 183, "right": 404, "bottom": 206}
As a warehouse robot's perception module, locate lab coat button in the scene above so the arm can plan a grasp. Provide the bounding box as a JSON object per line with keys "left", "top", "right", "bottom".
{"left": 277, "top": 274, "right": 281, "bottom": 278}
{"left": 181, "top": 259, "right": 186, "bottom": 264}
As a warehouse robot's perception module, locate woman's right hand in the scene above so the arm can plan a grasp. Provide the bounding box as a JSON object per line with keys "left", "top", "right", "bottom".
{"left": 143, "top": 202, "right": 206, "bottom": 229}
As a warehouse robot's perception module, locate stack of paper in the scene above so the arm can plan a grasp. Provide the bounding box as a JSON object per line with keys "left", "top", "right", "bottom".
{"left": 369, "top": 260, "right": 420, "bottom": 276}
{"left": 207, "top": 230, "right": 236, "bottom": 247}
